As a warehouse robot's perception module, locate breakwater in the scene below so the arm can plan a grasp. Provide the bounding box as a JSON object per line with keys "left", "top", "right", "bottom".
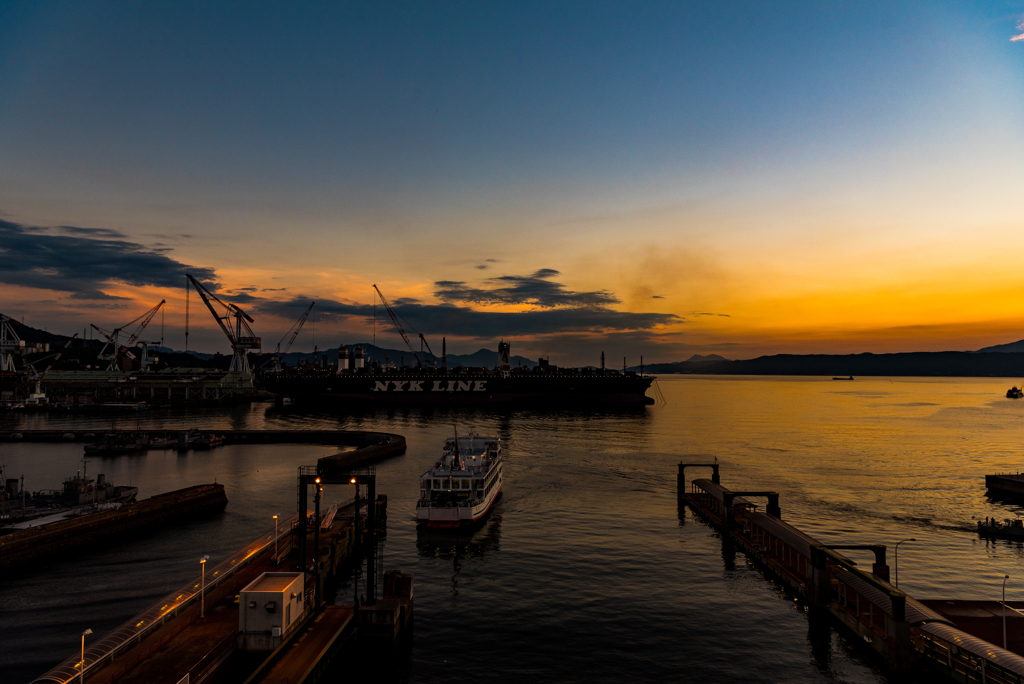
{"left": 0, "top": 484, "right": 227, "bottom": 572}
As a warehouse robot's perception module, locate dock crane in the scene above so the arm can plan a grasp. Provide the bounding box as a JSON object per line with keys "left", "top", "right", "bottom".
{"left": 262, "top": 301, "right": 315, "bottom": 371}
{"left": 0, "top": 314, "right": 25, "bottom": 372}
{"left": 186, "top": 274, "right": 261, "bottom": 373}
{"left": 95, "top": 300, "right": 165, "bottom": 371}
{"left": 25, "top": 333, "right": 77, "bottom": 405}
{"left": 372, "top": 285, "right": 436, "bottom": 367}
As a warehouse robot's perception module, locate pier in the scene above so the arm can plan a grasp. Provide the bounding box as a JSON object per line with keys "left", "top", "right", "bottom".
{"left": 0, "top": 428, "right": 407, "bottom": 474}
{"left": 31, "top": 460, "right": 409, "bottom": 684}
{"left": 680, "top": 464, "right": 1024, "bottom": 682}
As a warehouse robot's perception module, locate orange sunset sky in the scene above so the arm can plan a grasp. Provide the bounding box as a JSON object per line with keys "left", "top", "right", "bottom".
{"left": 2, "top": 2, "right": 1024, "bottom": 364}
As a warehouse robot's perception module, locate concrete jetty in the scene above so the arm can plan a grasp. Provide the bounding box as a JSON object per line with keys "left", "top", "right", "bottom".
{"left": 680, "top": 463, "right": 1024, "bottom": 682}
{"left": 0, "top": 429, "right": 407, "bottom": 471}
{"left": 0, "top": 484, "right": 227, "bottom": 572}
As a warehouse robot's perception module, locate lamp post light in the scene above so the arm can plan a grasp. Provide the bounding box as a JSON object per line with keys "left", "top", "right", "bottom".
{"left": 80, "top": 628, "right": 92, "bottom": 684}
{"left": 200, "top": 555, "right": 210, "bottom": 618}
{"left": 273, "top": 515, "right": 279, "bottom": 564}
{"left": 894, "top": 538, "right": 916, "bottom": 588}
{"left": 1004, "top": 574, "right": 1011, "bottom": 650}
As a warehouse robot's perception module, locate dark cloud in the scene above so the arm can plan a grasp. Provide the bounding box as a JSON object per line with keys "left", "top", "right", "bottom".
{"left": 475, "top": 265, "right": 489, "bottom": 270}
{"left": 690, "top": 311, "right": 731, "bottom": 318}
{"left": 651, "top": 295, "right": 664, "bottom": 299}
{"left": 222, "top": 292, "right": 260, "bottom": 304}
{"left": 485, "top": 259, "right": 499, "bottom": 263}
{"left": 434, "top": 269, "right": 619, "bottom": 309}
{"left": 0, "top": 218, "right": 217, "bottom": 300}
{"left": 58, "top": 225, "right": 127, "bottom": 239}
{"left": 254, "top": 295, "right": 680, "bottom": 339}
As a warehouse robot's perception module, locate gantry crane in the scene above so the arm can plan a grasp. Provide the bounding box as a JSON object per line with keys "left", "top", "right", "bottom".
{"left": 25, "top": 333, "right": 77, "bottom": 405}
{"left": 262, "top": 302, "right": 315, "bottom": 371}
{"left": 372, "top": 285, "right": 436, "bottom": 367}
{"left": 0, "top": 314, "right": 25, "bottom": 373}
{"left": 186, "top": 274, "right": 261, "bottom": 373}
{"left": 94, "top": 300, "right": 165, "bottom": 371}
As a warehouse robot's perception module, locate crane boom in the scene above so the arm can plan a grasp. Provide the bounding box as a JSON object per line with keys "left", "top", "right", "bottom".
{"left": 91, "top": 324, "right": 138, "bottom": 364}
{"left": 113, "top": 300, "right": 166, "bottom": 368}
{"left": 37, "top": 333, "right": 77, "bottom": 382}
{"left": 186, "top": 275, "right": 238, "bottom": 345}
{"left": 373, "top": 285, "right": 421, "bottom": 366}
{"left": 281, "top": 302, "right": 315, "bottom": 354}
{"left": 186, "top": 273, "right": 260, "bottom": 374}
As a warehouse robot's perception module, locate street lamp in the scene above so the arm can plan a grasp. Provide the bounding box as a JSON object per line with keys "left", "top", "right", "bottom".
{"left": 272, "top": 515, "right": 279, "bottom": 564}
{"left": 80, "top": 628, "right": 92, "bottom": 684}
{"left": 1004, "top": 574, "right": 1011, "bottom": 650}
{"left": 894, "top": 538, "right": 916, "bottom": 588}
{"left": 200, "top": 555, "right": 210, "bottom": 618}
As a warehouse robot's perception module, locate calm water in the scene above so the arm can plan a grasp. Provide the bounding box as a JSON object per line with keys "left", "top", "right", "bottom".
{"left": 4, "top": 375, "right": 1024, "bottom": 683}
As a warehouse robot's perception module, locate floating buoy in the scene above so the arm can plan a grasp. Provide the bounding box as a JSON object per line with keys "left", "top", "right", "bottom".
{"left": 63, "top": 432, "right": 76, "bottom": 441}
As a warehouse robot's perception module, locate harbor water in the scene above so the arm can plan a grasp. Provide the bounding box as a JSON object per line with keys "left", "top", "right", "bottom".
{"left": 4, "top": 375, "right": 1024, "bottom": 683}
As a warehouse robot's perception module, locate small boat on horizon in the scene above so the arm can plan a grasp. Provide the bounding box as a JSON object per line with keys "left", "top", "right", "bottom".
{"left": 416, "top": 431, "right": 503, "bottom": 529}
{"left": 1008, "top": 386, "right": 1023, "bottom": 399}
{"left": 832, "top": 376, "right": 854, "bottom": 381}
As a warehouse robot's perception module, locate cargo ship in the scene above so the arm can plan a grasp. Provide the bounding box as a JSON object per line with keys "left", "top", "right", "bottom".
{"left": 264, "top": 342, "right": 655, "bottom": 406}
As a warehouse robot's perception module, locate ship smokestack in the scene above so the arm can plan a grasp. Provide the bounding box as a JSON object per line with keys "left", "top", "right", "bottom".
{"left": 354, "top": 346, "right": 364, "bottom": 370}
{"left": 442, "top": 337, "right": 447, "bottom": 371}
{"left": 338, "top": 345, "right": 349, "bottom": 374}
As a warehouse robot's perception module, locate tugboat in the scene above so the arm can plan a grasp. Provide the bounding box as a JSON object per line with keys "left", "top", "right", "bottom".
{"left": 192, "top": 433, "right": 225, "bottom": 449}
{"left": 416, "top": 431, "right": 502, "bottom": 528}
{"left": 978, "top": 516, "right": 1024, "bottom": 540}
{"left": 1008, "top": 386, "right": 1023, "bottom": 399}
{"left": 83, "top": 430, "right": 151, "bottom": 455}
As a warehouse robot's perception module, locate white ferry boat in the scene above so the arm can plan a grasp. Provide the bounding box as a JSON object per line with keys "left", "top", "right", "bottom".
{"left": 416, "top": 432, "right": 502, "bottom": 528}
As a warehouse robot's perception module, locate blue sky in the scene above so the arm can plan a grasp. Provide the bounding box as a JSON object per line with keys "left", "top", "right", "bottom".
{"left": 2, "top": 1, "right": 1024, "bottom": 361}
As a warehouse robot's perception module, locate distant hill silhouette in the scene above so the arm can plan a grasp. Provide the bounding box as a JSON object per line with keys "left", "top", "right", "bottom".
{"left": 636, "top": 351, "right": 1024, "bottom": 377}
{"left": 975, "top": 340, "right": 1024, "bottom": 353}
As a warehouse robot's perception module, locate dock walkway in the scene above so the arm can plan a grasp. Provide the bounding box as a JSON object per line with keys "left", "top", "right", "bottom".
{"left": 31, "top": 514, "right": 297, "bottom": 684}
{"left": 680, "top": 465, "right": 1024, "bottom": 682}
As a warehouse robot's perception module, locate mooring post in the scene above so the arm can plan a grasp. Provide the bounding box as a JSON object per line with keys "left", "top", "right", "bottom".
{"left": 711, "top": 463, "right": 720, "bottom": 484}
{"left": 871, "top": 546, "right": 890, "bottom": 583}
{"left": 810, "top": 545, "right": 831, "bottom": 608}
{"left": 297, "top": 471, "right": 308, "bottom": 573}
{"left": 366, "top": 476, "right": 377, "bottom": 604}
{"left": 723, "top": 492, "right": 736, "bottom": 531}
{"left": 677, "top": 463, "right": 685, "bottom": 506}
{"left": 766, "top": 493, "right": 781, "bottom": 519}
{"left": 313, "top": 478, "right": 322, "bottom": 608}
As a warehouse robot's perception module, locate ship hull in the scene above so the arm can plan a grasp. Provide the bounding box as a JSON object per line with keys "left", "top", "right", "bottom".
{"left": 265, "top": 371, "right": 655, "bottom": 405}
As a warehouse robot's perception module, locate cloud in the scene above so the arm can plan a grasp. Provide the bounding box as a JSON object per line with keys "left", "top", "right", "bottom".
{"left": 651, "top": 295, "right": 664, "bottom": 299}
{"left": 435, "top": 269, "right": 619, "bottom": 309}
{"left": 476, "top": 265, "right": 490, "bottom": 270}
{"left": 1013, "top": 17, "right": 1024, "bottom": 41}
{"left": 58, "top": 225, "right": 127, "bottom": 239}
{"left": 0, "top": 218, "right": 217, "bottom": 300}
{"left": 690, "top": 311, "right": 731, "bottom": 318}
{"left": 255, "top": 295, "right": 680, "bottom": 338}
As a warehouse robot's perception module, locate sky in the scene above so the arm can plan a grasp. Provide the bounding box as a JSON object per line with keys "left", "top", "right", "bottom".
{"left": 2, "top": 1, "right": 1024, "bottom": 364}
